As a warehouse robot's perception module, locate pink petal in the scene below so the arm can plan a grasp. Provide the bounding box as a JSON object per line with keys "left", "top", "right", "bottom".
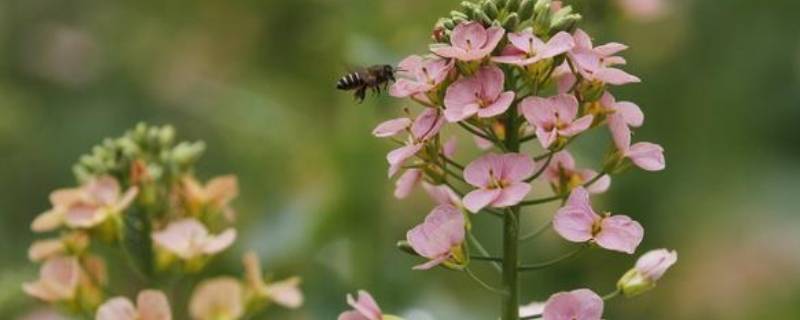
{"left": 608, "top": 114, "right": 631, "bottom": 152}
{"left": 338, "top": 311, "right": 371, "bottom": 320}
{"left": 553, "top": 188, "right": 598, "bottom": 242}
{"left": 500, "top": 153, "right": 535, "bottom": 182}
{"left": 535, "top": 128, "right": 558, "bottom": 149}
{"left": 478, "top": 91, "right": 515, "bottom": 118}
{"left": 442, "top": 136, "right": 457, "bottom": 158}
{"left": 560, "top": 115, "right": 594, "bottom": 137}
{"left": 137, "top": 290, "right": 172, "bottom": 320}
{"left": 520, "top": 96, "right": 555, "bottom": 127}
{"left": 635, "top": 249, "right": 678, "bottom": 281}
{"left": 411, "top": 108, "right": 444, "bottom": 140}
{"left": 394, "top": 169, "right": 422, "bottom": 199}
{"left": 372, "top": 118, "right": 411, "bottom": 138}
{"left": 572, "top": 29, "right": 593, "bottom": 50}
{"left": 579, "top": 170, "right": 611, "bottom": 194}
{"left": 451, "top": 22, "right": 487, "bottom": 51}
{"left": 541, "top": 32, "right": 575, "bottom": 58}
{"left": 96, "top": 297, "right": 137, "bottom": 320}
{"left": 542, "top": 289, "right": 604, "bottom": 320}
{"left": 264, "top": 277, "right": 303, "bottom": 309}
{"left": 594, "top": 67, "right": 641, "bottom": 85}
{"left": 412, "top": 255, "right": 449, "bottom": 270}
{"left": 553, "top": 94, "right": 580, "bottom": 121}
{"left": 31, "top": 210, "right": 64, "bottom": 232}
{"left": 406, "top": 205, "right": 465, "bottom": 258}
{"left": 463, "top": 188, "right": 502, "bottom": 213}
{"left": 594, "top": 42, "right": 628, "bottom": 56}
{"left": 491, "top": 183, "right": 531, "bottom": 207}
{"left": 347, "top": 291, "right": 382, "bottom": 320}
{"left": 202, "top": 228, "right": 237, "bottom": 255}
{"left": 63, "top": 204, "right": 104, "bottom": 228}
{"left": 86, "top": 176, "right": 121, "bottom": 206}
{"left": 476, "top": 65, "right": 505, "bottom": 99}
{"left": 595, "top": 215, "right": 644, "bottom": 254}
{"left": 615, "top": 101, "right": 644, "bottom": 127}
{"left": 422, "top": 183, "right": 461, "bottom": 206}
{"left": 463, "top": 153, "right": 498, "bottom": 187}
{"left": 430, "top": 46, "right": 466, "bottom": 59}
{"left": 491, "top": 54, "right": 528, "bottom": 65}
{"left": 482, "top": 26, "right": 506, "bottom": 54}
{"left": 386, "top": 144, "right": 423, "bottom": 172}
{"left": 627, "top": 142, "right": 666, "bottom": 171}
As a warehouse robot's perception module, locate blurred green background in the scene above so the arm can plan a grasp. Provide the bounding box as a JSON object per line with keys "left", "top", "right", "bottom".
{"left": 2, "top": 0, "right": 799, "bottom": 319}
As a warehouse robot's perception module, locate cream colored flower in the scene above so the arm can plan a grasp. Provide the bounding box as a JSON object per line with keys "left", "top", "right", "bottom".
{"left": 189, "top": 277, "right": 244, "bottom": 320}
{"left": 242, "top": 251, "right": 303, "bottom": 309}
{"left": 96, "top": 290, "right": 172, "bottom": 320}
{"left": 22, "top": 256, "right": 80, "bottom": 302}
{"left": 181, "top": 175, "right": 238, "bottom": 220}
{"left": 151, "top": 218, "right": 236, "bottom": 260}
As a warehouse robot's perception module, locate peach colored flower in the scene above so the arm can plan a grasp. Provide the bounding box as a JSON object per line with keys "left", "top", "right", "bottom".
{"left": 151, "top": 218, "right": 236, "bottom": 260}
{"left": 182, "top": 175, "right": 238, "bottom": 221}
{"left": 23, "top": 256, "right": 80, "bottom": 302}
{"left": 31, "top": 176, "right": 138, "bottom": 232}
{"left": 96, "top": 290, "right": 172, "bottom": 320}
{"left": 242, "top": 251, "right": 303, "bottom": 309}
{"left": 189, "top": 277, "right": 244, "bottom": 320}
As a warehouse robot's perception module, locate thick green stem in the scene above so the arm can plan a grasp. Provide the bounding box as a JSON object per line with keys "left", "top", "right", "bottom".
{"left": 501, "top": 103, "right": 522, "bottom": 320}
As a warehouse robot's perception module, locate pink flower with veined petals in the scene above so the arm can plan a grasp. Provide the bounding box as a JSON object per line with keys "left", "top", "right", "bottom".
{"left": 372, "top": 117, "right": 412, "bottom": 138}
{"left": 600, "top": 92, "right": 644, "bottom": 127}
{"left": 568, "top": 29, "right": 640, "bottom": 86}
{"left": 385, "top": 108, "right": 444, "bottom": 177}
{"left": 393, "top": 136, "right": 456, "bottom": 199}
{"left": 492, "top": 30, "right": 574, "bottom": 66}
{"left": 462, "top": 153, "right": 534, "bottom": 213}
{"left": 609, "top": 114, "right": 665, "bottom": 172}
{"left": 553, "top": 188, "right": 643, "bottom": 254}
{"left": 151, "top": 218, "right": 236, "bottom": 260}
{"left": 541, "top": 151, "right": 610, "bottom": 194}
{"left": 22, "top": 256, "right": 80, "bottom": 303}
{"left": 31, "top": 176, "right": 138, "bottom": 232}
{"left": 444, "top": 65, "right": 515, "bottom": 122}
{"left": 338, "top": 291, "right": 383, "bottom": 320}
{"left": 520, "top": 94, "right": 594, "bottom": 149}
{"left": 390, "top": 55, "right": 453, "bottom": 98}
{"left": 542, "top": 289, "right": 604, "bottom": 320}
{"left": 96, "top": 290, "right": 172, "bottom": 320}
{"left": 422, "top": 182, "right": 461, "bottom": 207}
{"left": 431, "top": 22, "right": 504, "bottom": 61}
{"left": 406, "top": 204, "right": 466, "bottom": 270}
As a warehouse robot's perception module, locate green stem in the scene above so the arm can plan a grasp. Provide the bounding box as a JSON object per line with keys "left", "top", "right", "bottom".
{"left": 518, "top": 246, "right": 586, "bottom": 271}
{"left": 469, "top": 232, "right": 502, "bottom": 273}
{"left": 525, "top": 152, "right": 554, "bottom": 183}
{"left": 603, "top": 289, "right": 621, "bottom": 300}
{"left": 458, "top": 121, "right": 494, "bottom": 142}
{"left": 465, "top": 267, "right": 508, "bottom": 295}
{"left": 519, "top": 221, "right": 552, "bottom": 242}
{"left": 502, "top": 103, "right": 522, "bottom": 320}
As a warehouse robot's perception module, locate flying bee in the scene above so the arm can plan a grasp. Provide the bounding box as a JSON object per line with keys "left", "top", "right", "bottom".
{"left": 336, "top": 64, "right": 397, "bottom": 103}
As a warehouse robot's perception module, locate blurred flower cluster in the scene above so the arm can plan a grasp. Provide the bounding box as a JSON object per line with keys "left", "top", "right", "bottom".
{"left": 342, "top": 0, "right": 676, "bottom": 319}
{"left": 25, "top": 123, "right": 302, "bottom": 319}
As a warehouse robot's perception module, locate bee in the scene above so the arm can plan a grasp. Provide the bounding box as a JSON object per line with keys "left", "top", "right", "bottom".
{"left": 336, "top": 65, "right": 396, "bottom": 103}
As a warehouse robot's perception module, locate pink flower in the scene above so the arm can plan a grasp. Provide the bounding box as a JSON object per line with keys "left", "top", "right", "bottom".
{"left": 385, "top": 108, "right": 444, "bottom": 176}
{"left": 569, "top": 29, "right": 640, "bottom": 86}
{"left": 406, "top": 204, "right": 466, "bottom": 270}
{"left": 394, "top": 169, "right": 423, "bottom": 199}
{"left": 242, "top": 251, "right": 303, "bottom": 309}
{"left": 553, "top": 188, "right": 643, "bottom": 254}
{"left": 422, "top": 182, "right": 461, "bottom": 207}
{"left": 188, "top": 277, "right": 244, "bottom": 320}
{"left": 600, "top": 92, "right": 644, "bottom": 127}
{"left": 609, "top": 115, "right": 665, "bottom": 171}
{"left": 151, "top": 218, "right": 236, "bottom": 260}
{"left": 541, "top": 151, "right": 610, "bottom": 194}
{"left": 431, "top": 22, "right": 504, "bottom": 61}
{"left": 390, "top": 55, "right": 453, "bottom": 98}
{"left": 96, "top": 290, "right": 172, "bottom": 320}
{"left": 339, "top": 291, "right": 385, "bottom": 320}
{"left": 492, "top": 30, "right": 574, "bottom": 66}
{"left": 443, "top": 65, "right": 515, "bottom": 122}
{"left": 542, "top": 289, "right": 604, "bottom": 320}
{"left": 462, "top": 153, "right": 534, "bottom": 213}
{"left": 520, "top": 94, "right": 594, "bottom": 149}
{"left": 634, "top": 249, "right": 678, "bottom": 281}
{"left": 22, "top": 256, "right": 80, "bottom": 302}
{"left": 31, "top": 176, "right": 138, "bottom": 232}
{"left": 372, "top": 117, "right": 412, "bottom": 138}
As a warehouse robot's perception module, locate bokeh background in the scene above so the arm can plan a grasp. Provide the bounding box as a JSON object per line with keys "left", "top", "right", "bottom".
{"left": 2, "top": 0, "right": 799, "bottom": 319}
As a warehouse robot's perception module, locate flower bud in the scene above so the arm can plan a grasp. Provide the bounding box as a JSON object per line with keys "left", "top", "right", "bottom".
{"left": 459, "top": 2, "right": 479, "bottom": 18}
{"left": 518, "top": 0, "right": 535, "bottom": 21}
{"left": 617, "top": 249, "right": 677, "bottom": 297}
{"left": 551, "top": 6, "right": 582, "bottom": 33}
{"left": 507, "top": 0, "right": 521, "bottom": 12}
{"left": 533, "top": 0, "right": 552, "bottom": 35}
{"left": 396, "top": 240, "right": 418, "bottom": 256}
{"left": 495, "top": 0, "right": 509, "bottom": 9}
{"left": 502, "top": 13, "right": 520, "bottom": 30}
{"left": 482, "top": 0, "right": 500, "bottom": 19}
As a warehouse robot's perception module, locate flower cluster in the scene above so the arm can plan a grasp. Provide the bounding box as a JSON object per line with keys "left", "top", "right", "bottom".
{"left": 341, "top": 1, "right": 674, "bottom": 319}
{"left": 25, "top": 123, "right": 302, "bottom": 319}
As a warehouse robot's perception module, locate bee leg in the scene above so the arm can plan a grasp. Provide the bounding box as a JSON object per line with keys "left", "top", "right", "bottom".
{"left": 355, "top": 87, "right": 366, "bottom": 103}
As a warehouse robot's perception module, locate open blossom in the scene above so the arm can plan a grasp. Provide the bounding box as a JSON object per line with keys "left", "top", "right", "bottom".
{"left": 609, "top": 114, "right": 665, "bottom": 171}
{"left": 520, "top": 94, "right": 594, "bottom": 149}
{"left": 463, "top": 153, "right": 534, "bottom": 213}
{"left": 242, "top": 251, "right": 303, "bottom": 309}
{"left": 618, "top": 249, "right": 678, "bottom": 297}
{"left": 568, "top": 29, "right": 640, "bottom": 86}
{"left": 189, "top": 277, "right": 244, "bottom": 320}
{"left": 390, "top": 55, "right": 453, "bottom": 98}
{"left": 96, "top": 290, "right": 172, "bottom": 320}
{"left": 28, "top": 232, "right": 89, "bottom": 262}
{"left": 338, "top": 291, "right": 403, "bottom": 320}
{"left": 541, "top": 151, "right": 610, "bottom": 194}
{"left": 422, "top": 182, "right": 461, "bottom": 207}
{"left": 492, "top": 29, "right": 574, "bottom": 66}
{"left": 431, "top": 21, "right": 504, "bottom": 61}
{"left": 22, "top": 256, "right": 80, "bottom": 303}
{"left": 182, "top": 175, "right": 238, "bottom": 221}
{"left": 444, "top": 65, "right": 515, "bottom": 122}
{"left": 383, "top": 108, "right": 444, "bottom": 177}
{"left": 553, "top": 188, "right": 643, "bottom": 254}
{"left": 406, "top": 204, "right": 466, "bottom": 270}
{"left": 31, "top": 176, "right": 138, "bottom": 232}
{"left": 151, "top": 218, "right": 236, "bottom": 260}
{"left": 542, "top": 289, "right": 604, "bottom": 320}
{"left": 598, "top": 92, "right": 644, "bottom": 127}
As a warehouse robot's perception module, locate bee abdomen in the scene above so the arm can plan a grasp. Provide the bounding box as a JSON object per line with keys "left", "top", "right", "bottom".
{"left": 336, "top": 72, "right": 364, "bottom": 90}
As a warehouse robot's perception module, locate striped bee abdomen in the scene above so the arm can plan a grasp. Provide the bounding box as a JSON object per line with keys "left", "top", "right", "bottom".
{"left": 336, "top": 72, "right": 364, "bottom": 90}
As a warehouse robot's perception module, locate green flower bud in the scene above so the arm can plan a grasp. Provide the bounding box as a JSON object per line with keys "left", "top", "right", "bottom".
{"left": 518, "top": 0, "right": 535, "bottom": 21}
{"left": 459, "top": 2, "right": 479, "bottom": 18}
{"left": 617, "top": 268, "right": 656, "bottom": 298}
{"left": 482, "top": 0, "right": 500, "bottom": 19}
{"left": 506, "top": 0, "right": 521, "bottom": 12}
{"left": 396, "top": 240, "right": 417, "bottom": 256}
{"left": 551, "top": 6, "right": 581, "bottom": 33}
{"left": 476, "top": 11, "right": 493, "bottom": 25}
{"left": 502, "top": 12, "right": 519, "bottom": 30}
{"left": 495, "top": 0, "right": 509, "bottom": 9}
{"left": 451, "top": 10, "right": 469, "bottom": 20}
